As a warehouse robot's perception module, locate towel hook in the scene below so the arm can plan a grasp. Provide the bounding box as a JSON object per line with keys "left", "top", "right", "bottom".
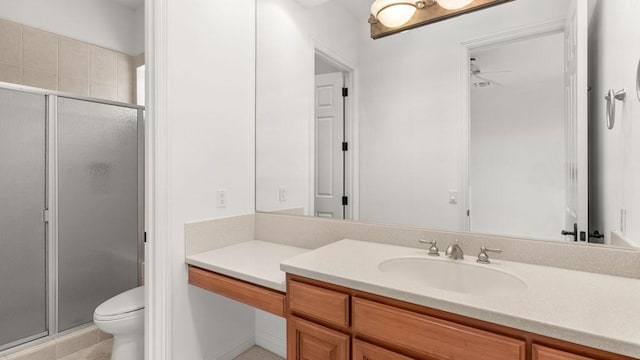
{"left": 604, "top": 88, "right": 626, "bottom": 130}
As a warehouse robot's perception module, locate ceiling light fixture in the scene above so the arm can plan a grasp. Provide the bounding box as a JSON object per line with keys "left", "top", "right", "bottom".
{"left": 370, "top": 0, "right": 474, "bottom": 28}
{"left": 370, "top": 0, "right": 511, "bottom": 39}
{"left": 436, "top": 0, "right": 474, "bottom": 10}
{"left": 370, "top": 0, "right": 425, "bottom": 29}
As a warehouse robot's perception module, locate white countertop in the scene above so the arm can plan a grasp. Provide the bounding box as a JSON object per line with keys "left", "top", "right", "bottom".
{"left": 186, "top": 240, "right": 309, "bottom": 292}
{"left": 280, "top": 239, "right": 640, "bottom": 358}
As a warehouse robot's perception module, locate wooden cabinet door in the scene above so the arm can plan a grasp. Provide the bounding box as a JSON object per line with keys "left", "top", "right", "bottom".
{"left": 533, "top": 345, "right": 596, "bottom": 360}
{"left": 353, "top": 339, "right": 414, "bottom": 360}
{"left": 287, "top": 315, "right": 350, "bottom": 360}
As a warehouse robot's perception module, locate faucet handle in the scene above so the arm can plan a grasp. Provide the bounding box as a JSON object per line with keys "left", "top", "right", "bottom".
{"left": 418, "top": 239, "right": 440, "bottom": 256}
{"left": 476, "top": 246, "right": 502, "bottom": 264}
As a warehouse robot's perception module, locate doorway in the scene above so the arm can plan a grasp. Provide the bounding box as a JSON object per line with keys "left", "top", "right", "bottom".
{"left": 468, "top": 32, "right": 566, "bottom": 241}
{"left": 461, "top": 9, "right": 588, "bottom": 242}
{"left": 313, "top": 52, "right": 352, "bottom": 219}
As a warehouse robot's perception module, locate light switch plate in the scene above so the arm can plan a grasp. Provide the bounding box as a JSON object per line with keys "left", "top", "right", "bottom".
{"left": 279, "top": 186, "right": 287, "bottom": 202}
{"left": 448, "top": 190, "right": 458, "bottom": 204}
{"left": 217, "top": 189, "right": 227, "bottom": 208}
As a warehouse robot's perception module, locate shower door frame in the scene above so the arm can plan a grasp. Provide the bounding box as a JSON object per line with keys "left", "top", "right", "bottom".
{"left": 0, "top": 81, "right": 145, "bottom": 356}
{"left": 0, "top": 85, "right": 48, "bottom": 352}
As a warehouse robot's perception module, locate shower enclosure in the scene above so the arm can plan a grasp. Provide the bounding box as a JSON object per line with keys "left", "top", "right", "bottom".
{"left": 0, "top": 83, "right": 143, "bottom": 352}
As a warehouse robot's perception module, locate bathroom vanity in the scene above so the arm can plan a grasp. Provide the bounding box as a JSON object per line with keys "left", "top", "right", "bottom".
{"left": 285, "top": 275, "right": 623, "bottom": 360}
{"left": 185, "top": 227, "right": 640, "bottom": 360}
{"left": 280, "top": 239, "right": 640, "bottom": 360}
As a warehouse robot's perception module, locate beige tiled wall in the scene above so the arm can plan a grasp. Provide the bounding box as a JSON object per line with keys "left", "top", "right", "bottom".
{"left": 23, "top": 27, "right": 58, "bottom": 90}
{"left": 0, "top": 17, "right": 141, "bottom": 104}
{"left": 0, "top": 19, "right": 23, "bottom": 84}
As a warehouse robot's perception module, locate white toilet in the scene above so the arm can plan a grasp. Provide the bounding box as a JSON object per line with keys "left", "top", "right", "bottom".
{"left": 94, "top": 286, "right": 144, "bottom": 360}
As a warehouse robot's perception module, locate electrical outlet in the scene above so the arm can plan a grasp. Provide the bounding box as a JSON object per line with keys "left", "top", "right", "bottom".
{"left": 279, "top": 186, "right": 287, "bottom": 202}
{"left": 448, "top": 190, "right": 458, "bottom": 204}
{"left": 217, "top": 189, "right": 227, "bottom": 208}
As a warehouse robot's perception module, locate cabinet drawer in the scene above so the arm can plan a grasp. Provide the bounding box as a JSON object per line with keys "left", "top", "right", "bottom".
{"left": 188, "top": 266, "right": 285, "bottom": 317}
{"left": 353, "top": 339, "right": 414, "bottom": 360}
{"left": 288, "top": 315, "right": 350, "bottom": 360}
{"left": 353, "top": 297, "right": 525, "bottom": 360}
{"left": 533, "top": 345, "right": 596, "bottom": 360}
{"left": 288, "top": 280, "right": 350, "bottom": 328}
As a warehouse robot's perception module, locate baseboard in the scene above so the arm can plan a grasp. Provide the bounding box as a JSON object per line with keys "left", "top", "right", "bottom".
{"left": 255, "top": 332, "right": 286, "bottom": 358}
{"left": 215, "top": 335, "right": 255, "bottom": 360}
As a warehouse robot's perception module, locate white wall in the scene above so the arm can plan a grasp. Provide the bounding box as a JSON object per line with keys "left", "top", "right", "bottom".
{"left": 357, "top": 0, "right": 571, "bottom": 231}
{"left": 166, "top": 0, "right": 257, "bottom": 358}
{"left": 0, "top": 0, "right": 143, "bottom": 55}
{"left": 255, "top": 0, "right": 359, "bottom": 215}
{"left": 133, "top": 5, "right": 145, "bottom": 55}
{"left": 588, "top": 0, "right": 640, "bottom": 246}
{"left": 254, "top": 1, "right": 358, "bottom": 351}
{"left": 254, "top": 310, "right": 286, "bottom": 358}
{"left": 470, "top": 80, "right": 565, "bottom": 240}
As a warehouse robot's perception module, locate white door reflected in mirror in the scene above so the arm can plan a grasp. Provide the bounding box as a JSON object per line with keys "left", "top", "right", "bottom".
{"left": 314, "top": 71, "right": 348, "bottom": 219}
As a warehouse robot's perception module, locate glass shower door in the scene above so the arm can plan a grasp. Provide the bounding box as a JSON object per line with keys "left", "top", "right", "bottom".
{"left": 57, "top": 97, "right": 140, "bottom": 331}
{"left": 0, "top": 88, "right": 47, "bottom": 350}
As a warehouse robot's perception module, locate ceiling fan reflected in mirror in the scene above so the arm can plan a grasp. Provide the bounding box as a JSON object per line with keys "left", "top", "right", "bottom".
{"left": 470, "top": 57, "right": 511, "bottom": 88}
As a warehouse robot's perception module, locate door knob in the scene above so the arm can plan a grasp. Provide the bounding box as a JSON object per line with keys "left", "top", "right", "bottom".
{"left": 561, "top": 223, "right": 578, "bottom": 242}
{"left": 604, "top": 88, "right": 626, "bottom": 129}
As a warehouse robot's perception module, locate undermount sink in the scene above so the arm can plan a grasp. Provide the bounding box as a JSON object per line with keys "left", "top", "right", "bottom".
{"left": 378, "top": 256, "right": 527, "bottom": 295}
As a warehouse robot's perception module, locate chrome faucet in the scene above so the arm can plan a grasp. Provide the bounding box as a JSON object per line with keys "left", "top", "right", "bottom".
{"left": 445, "top": 240, "right": 464, "bottom": 260}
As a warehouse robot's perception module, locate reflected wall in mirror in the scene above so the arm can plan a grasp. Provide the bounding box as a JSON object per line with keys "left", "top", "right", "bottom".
{"left": 255, "top": 0, "right": 640, "bottom": 247}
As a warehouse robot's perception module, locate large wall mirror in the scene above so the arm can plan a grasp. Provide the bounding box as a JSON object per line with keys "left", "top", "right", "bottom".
{"left": 255, "top": 0, "right": 640, "bottom": 248}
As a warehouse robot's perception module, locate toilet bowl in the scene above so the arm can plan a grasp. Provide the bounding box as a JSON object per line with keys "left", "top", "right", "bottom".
{"left": 94, "top": 286, "right": 144, "bottom": 360}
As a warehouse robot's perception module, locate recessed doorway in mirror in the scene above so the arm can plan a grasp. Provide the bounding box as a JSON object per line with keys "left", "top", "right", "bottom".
{"left": 313, "top": 53, "right": 353, "bottom": 219}
{"left": 255, "top": 0, "right": 640, "bottom": 248}
{"left": 468, "top": 32, "right": 569, "bottom": 242}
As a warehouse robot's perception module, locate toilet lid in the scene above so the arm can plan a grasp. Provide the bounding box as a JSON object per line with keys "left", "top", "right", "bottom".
{"left": 95, "top": 286, "right": 144, "bottom": 318}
